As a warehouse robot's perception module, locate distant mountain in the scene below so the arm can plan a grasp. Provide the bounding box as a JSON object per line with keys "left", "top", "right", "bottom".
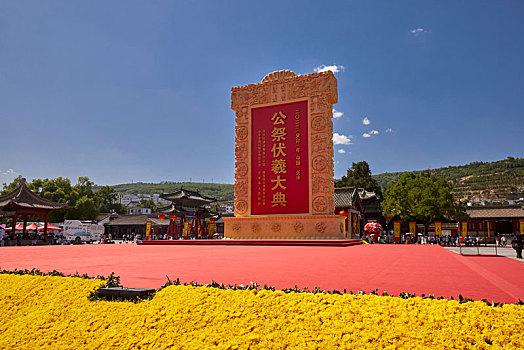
{"left": 373, "top": 157, "right": 524, "bottom": 202}
{"left": 105, "top": 158, "right": 524, "bottom": 204}
{"left": 109, "top": 182, "right": 234, "bottom": 201}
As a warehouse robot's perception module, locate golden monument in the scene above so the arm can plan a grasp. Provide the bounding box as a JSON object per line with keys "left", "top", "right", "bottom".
{"left": 224, "top": 70, "right": 346, "bottom": 239}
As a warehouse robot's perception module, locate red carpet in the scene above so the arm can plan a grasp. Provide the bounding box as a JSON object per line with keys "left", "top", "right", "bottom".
{"left": 0, "top": 244, "right": 523, "bottom": 303}
{"left": 139, "top": 239, "right": 363, "bottom": 246}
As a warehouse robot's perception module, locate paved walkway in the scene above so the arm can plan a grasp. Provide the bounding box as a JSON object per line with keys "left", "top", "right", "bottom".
{"left": 0, "top": 244, "right": 523, "bottom": 303}
{"left": 444, "top": 245, "right": 519, "bottom": 260}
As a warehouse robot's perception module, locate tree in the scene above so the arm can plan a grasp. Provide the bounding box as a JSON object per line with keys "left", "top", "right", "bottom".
{"left": 382, "top": 172, "right": 468, "bottom": 234}
{"left": 29, "top": 177, "right": 73, "bottom": 222}
{"left": 1, "top": 175, "right": 23, "bottom": 195}
{"left": 1, "top": 175, "right": 104, "bottom": 221}
{"left": 137, "top": 199, "right": 157, "bottom": 211}
{"left": 65, "top": 196, "right": 99, "bottom": 220}
{"left": 94, "top": 186, "right": 126, "bottom": 214}
{"left": 336, "top": 161, "right": 383, "bottom": 199}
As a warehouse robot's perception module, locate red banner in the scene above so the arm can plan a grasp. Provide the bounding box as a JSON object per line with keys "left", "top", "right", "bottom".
{"left": 435, "top": 221, "right": 442, "bottom": 236}
{"left": 461, "top": 222, "right": 468, "bottom": 238}
{"left": 393, "top": 221, "right": 401, "bottom": 242}
{"left": 145, "top": 221, "right": 152, "bottom": 240}
{"left": 409, "top": 221, "right": 416, "bottom": 234}
{"left": 251, "top": 101, "right": 309, "bottom": 215}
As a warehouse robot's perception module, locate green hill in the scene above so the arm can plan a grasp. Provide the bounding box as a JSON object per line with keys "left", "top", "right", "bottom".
{"left": 110, "top": 182, "right": 234, "bottom": 201}
{"left": 373, "top": 157, "right": 524, "bottom": 202}
{"left": 105, "top": 158, "right": 524, "bottom": 203}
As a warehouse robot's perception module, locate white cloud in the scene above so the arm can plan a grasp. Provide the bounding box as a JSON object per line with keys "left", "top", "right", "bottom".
{"left": 314, "top": 64, "right": 345, "bottom": 73}
{"left": 363, "top": 130, "right": 379, "bottom": 138}
{"left": 338, "top": 149, "right": 346, "bottom": 154}
{"left": 332, "top": 133, "right": 352, "bottom": 145}
{"left": 332, "top": 109, "right": 344, "bottom": 119}
{"left": 385, "top": 128, "right": 394, "bottom": 133}
{"left": 409, "top": 28, "right": 429, "bottom": 36}
{"left": 0, "top": 169, "right": 21, "bottom": 185}
{"left": 362, "top": 117, "right": 370, "bottom": 125}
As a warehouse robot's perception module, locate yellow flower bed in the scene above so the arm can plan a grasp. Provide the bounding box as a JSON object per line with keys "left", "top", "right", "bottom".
{"left": 1, "top": 274, "right": 523, "bottom": 349}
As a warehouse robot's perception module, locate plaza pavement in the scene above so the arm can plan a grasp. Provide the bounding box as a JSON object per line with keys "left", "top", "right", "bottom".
{"left": 0, "top": 243, "right": 523, "bottom": 303}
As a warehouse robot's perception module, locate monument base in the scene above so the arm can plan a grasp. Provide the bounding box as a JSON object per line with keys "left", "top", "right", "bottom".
{"left": 224, "top": 215, "right": 346, "bottom": 240}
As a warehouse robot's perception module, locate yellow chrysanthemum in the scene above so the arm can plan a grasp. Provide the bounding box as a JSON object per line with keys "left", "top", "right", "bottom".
{"left": 0, "top": 274, "right": 523, "bottom": 349}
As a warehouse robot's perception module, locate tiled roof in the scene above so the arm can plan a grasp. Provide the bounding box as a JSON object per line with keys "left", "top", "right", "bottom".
{"left": 0, "top": 179, "right": 69, "bottom": 211}
{"left": 105, "top": 215, "right": 150, "bottom": 226}
{"left": 161, "top": 188, "right": 216, "bottom": 208}
{"left": 467, "top": 205, "right": 524, "bottom": 219}
{"left": 334, "top": 187, "right": 358, "bottom": 207}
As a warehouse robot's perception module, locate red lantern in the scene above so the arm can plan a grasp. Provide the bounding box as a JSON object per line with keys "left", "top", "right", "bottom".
{"left": 170, "top": 215, "right": 177, "bottom": 220}
{"left": 210, "top": 217, "right": 216, "bottom": 222}
{"left": 158, "top": 214, "right": 166, "bottom": 220}
{"left": 338, "top": 210, "right": 348, "bottom": 216}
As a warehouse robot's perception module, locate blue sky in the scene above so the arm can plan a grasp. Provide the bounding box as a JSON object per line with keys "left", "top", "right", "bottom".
{"left": 1, "top": 1, "right": 523, "bottom": 186}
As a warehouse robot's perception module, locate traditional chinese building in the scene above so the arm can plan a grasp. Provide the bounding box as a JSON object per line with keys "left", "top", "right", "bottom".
{"left": 334, "top": 187, "right": 383, "bottom": 237}
{"left": 159, "top": 188, "right": 217, "bottom": 239}
{"left": 0, "top": 178, "right": 68, "bottom": 238}
{"left": 104, "top": 214, "right": 169, "bottom": 239}
{"left": 334, "top": 187, "right": 363, "bottom": 238}
{"left": 466, "top": 205, "right": 524, "bottom": 238}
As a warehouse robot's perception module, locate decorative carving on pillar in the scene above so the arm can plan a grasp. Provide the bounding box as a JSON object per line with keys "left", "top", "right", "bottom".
{"left": 315, "top": 222, "right": 327, "bottom": 234}
{"left": 294, "top": 222, "right": 304, "bottom": 233}
{"left": 231, "top": 70, "right": 337, "bottom": 217}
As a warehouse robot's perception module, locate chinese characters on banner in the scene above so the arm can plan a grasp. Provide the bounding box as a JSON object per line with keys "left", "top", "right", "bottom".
{"left": 251, "top": 101, "right": 309, "bottom": 215}
{"left": 435, "top": 221, "right": 442, "bottom": 236}
{"left": 461, "top": 222, "right": 468, "bottom": 238}
{"left": 145, "top": 221, "right": 152, "bottom": 240}
{"left": 393, "top": 221, "right": 401, "bottom": 242}
{"left": 409, "top": 221, "right": 416, "bottom": 234}
{"left": 352, "top": 213, "right": 358, "bottom": 236}
{"left": 520, "top": 219, "right": 524, "bottom": 235}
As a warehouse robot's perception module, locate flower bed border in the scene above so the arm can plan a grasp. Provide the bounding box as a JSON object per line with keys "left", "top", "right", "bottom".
{"left": 1, "top": 268, "right": 522, "bottom": 306}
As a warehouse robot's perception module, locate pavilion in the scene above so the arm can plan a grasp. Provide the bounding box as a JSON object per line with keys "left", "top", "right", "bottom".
{"left": 159, "top": 188, "right": 217, "bottom": 239}
{"left": 0, "top": 178, "right": 68, "bottom": 238}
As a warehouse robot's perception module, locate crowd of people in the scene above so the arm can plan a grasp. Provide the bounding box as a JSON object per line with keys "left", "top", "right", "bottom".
{"left": 0, "top": 229, "right": 61, "bottom": 246}
{"left": 364, "top": 232, "right": 512, "bottom": 246}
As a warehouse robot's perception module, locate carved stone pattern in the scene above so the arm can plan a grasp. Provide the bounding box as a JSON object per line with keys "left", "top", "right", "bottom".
{"left": 312, "top": 175, "right": 331, "bottom": 194}
{"left": 232, "top": 223, "right": 241, "bottom": 233}
{"left": 252, "top": 223, "right": 261, "bottom": 234}
{"left": 235, "top": 109, "right": 248, "bottom": 124}
{"left": 312, "top": 140, "right": 329, "bottom": 154}
{"left": 294, "top": 222, "right": 304, "bottom": 233}
{"left": 235, "top": 142, "right": 248, "bottom": 161}
{"left": 235, "top": 162, "right": 248, "bottom": 178}
{"left": 315, "top": 222, "right": 327, "bottom": 234}
{"left": 235, "top": 200, "right": 248, "bottom": 215}
{"left": 262, "top": 70, "right": 297, "bottom": 83}
{"left": 312, "top": 155, "right": 328, "bottom": 172}
{"left": 234, "top": 180, "right": 248, "bottom": 196}
{"left": 313, "top": 196, "right": 328, "bottom": 213}
{"left": 232, "top": 70, "right": 338, "bottom": 217}
{"left": 271, "top": 223, "right": 281, "bottom": 232}
{"left": 311, "top": 115, "right": 327, "bottom": 131}
{"left": 236, "top": 126, "right": 248, "bottom": 141}
{"left": 232, "top": 71, "right": 337, "bottom": 111}
{"left": 312, "top": 133, "right": 329, "bottom": 144}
